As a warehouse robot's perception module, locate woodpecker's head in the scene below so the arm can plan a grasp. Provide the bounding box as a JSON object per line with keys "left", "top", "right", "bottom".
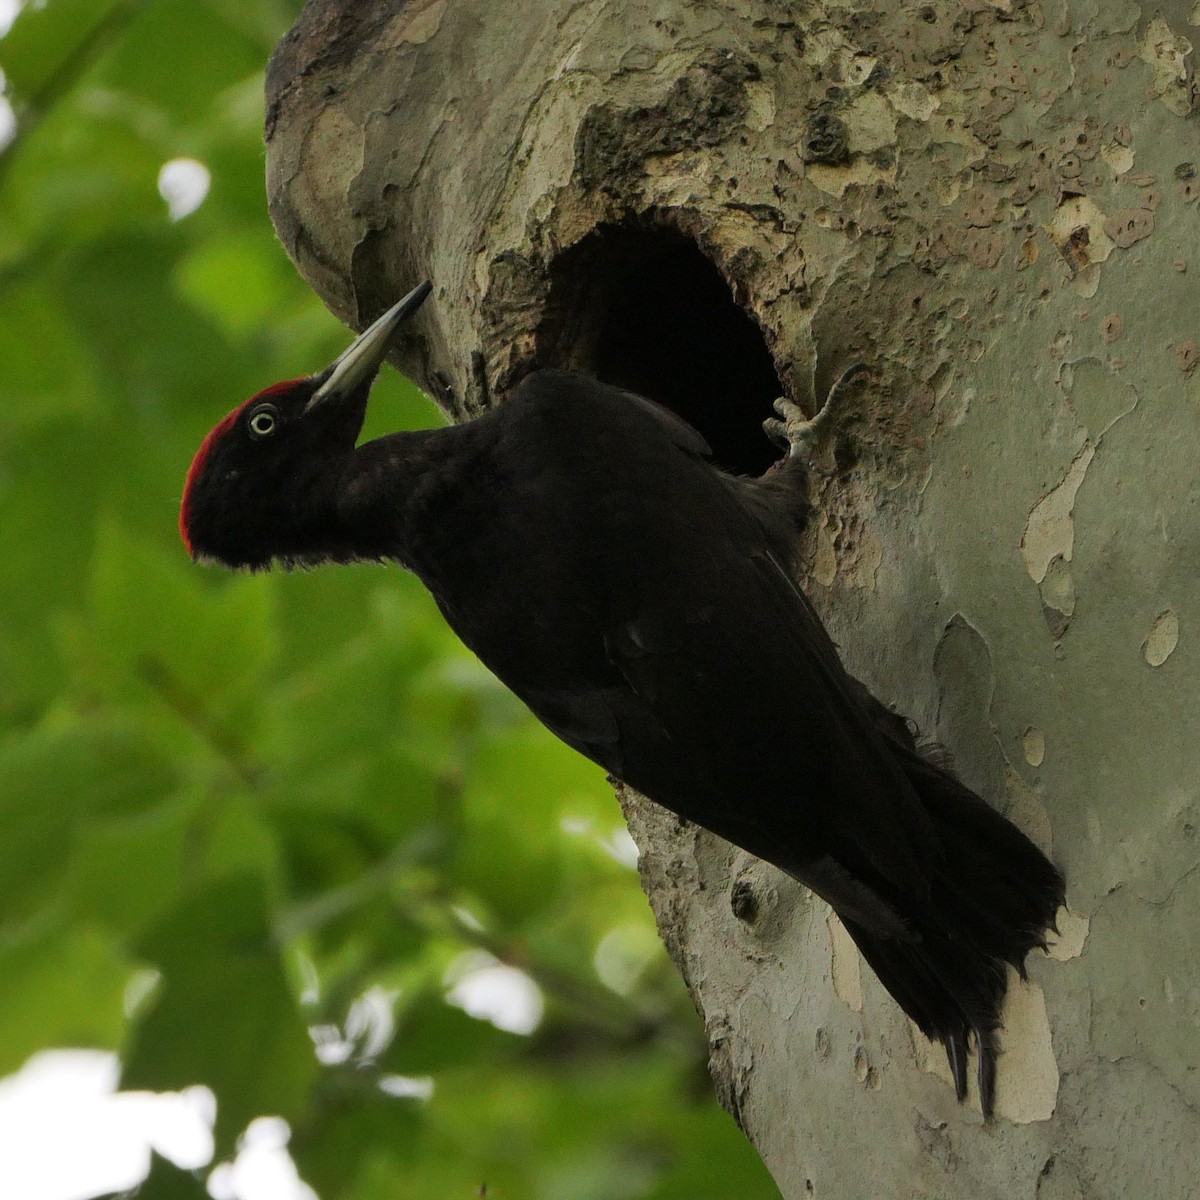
{"left": 181, "top": 282, "right": 431, "bottom": 569}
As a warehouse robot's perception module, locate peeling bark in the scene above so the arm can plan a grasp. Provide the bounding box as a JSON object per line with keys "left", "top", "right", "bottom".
{"left": 266, "top": 1, "right": 1200, "bottom": 1195}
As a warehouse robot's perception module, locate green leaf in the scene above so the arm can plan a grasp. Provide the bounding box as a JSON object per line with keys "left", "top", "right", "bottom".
{"left": 174, "top": 230, "right": 301, "bottom": 338}
{"left": 63, "top": 794, "right": 195, "bottom": 936}
{"left": 0, "top": 717, "right": 178, "bottom": 922}
{"left": 292, "top": 1086, "right": 421, "bottom": 1199}
{"left": 193, "top": 791, "right": 284, "bottom": 892}
{"left": 95, "top": 1, "right": 264, "bottom": 123}
{"left": 452, "top": 724, "right": 611, "bottom": 921}
{"left": 382, "top": 990, "right": 520, "bottom": 1075}
{"left": 127, "top": 1153, "right": 210, "bottom": 1200}
{"left": 60, "top": 518, "right": 278, "bottom": 750}
{"left": 124, "top": 874, "right": 318, "bottom": 1151}
{"left": 0, "top": 0, "right": 135, "bottom": 103}
{"left": 0, "top": 925, "right": 130, "bottom": 1075}
{"left": 0, "top": 275, "right": 103, "bottom": 427}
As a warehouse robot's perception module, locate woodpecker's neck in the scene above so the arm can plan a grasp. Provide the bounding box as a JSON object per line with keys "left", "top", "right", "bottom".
{"left": 326, "top": 424, "right": 483, "bottom": 569}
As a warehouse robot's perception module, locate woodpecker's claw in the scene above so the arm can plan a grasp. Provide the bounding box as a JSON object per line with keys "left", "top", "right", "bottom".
{"left": 762, "top": 396, "right": 815, "bottom": 456}
{"left": 762, "top": 363, "right": 870, "bottom": 461}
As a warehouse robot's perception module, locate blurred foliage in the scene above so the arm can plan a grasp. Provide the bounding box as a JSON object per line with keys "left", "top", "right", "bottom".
{"left": 0, "top": 1, "right": 778, "bottom": 1197}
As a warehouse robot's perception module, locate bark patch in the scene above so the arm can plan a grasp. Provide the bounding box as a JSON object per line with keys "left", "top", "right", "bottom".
{"left": 575, "top": 55, "right": 761, "bottom": 189}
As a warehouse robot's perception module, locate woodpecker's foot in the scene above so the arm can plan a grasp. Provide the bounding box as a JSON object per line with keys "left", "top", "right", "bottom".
{"left": 762, "top": 363, "right": 870, "bottom": 461}
{"left": 763, "top": 396, "right": 824, "bottom": 459}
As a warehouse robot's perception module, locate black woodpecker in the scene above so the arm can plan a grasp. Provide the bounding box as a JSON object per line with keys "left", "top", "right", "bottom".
{"left": 181, "top": 282, "right": 1065, "bottom": 1116}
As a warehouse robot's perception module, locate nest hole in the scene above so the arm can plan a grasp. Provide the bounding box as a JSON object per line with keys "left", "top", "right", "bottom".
{"left": 539, "top": 224, "right": 785, "bottom": 475}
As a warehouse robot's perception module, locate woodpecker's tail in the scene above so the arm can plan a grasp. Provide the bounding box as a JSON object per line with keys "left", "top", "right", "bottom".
{"left": 843, "top": 744, "right": 1064, "bottom": 1116}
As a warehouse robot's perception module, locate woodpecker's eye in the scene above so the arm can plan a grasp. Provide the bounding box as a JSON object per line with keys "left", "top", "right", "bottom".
{"left": 247, "top": 405, "right": 279, "bottom": 439}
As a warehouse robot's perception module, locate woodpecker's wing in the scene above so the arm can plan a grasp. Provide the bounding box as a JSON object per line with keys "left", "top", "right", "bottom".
{"left": 608, "top": 544, "right": 936, "bottom": 890}
{"left": 581, "top": 402, "right": 941, "bottom": 918}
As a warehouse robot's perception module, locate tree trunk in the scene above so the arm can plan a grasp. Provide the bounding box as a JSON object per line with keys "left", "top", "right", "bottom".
{"left": 264, "top": 1, "right": 1200, "bottom": 1195}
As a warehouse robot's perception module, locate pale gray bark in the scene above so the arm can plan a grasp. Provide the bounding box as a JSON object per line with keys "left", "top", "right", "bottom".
{"left": 265, "top": 2, "right": 1200, "bottom": 1195}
